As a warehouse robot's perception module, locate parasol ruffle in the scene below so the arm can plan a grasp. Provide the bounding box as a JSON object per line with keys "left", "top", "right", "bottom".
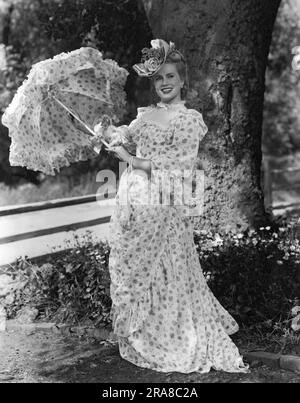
{"left": 2, "top": 47, "right": 128, "bottom": 175}
{"left": 2, "top": 47, "right": 128, "bottom": 131}
{"left": 9, "top": 141, "right": 97, "bottom": 176}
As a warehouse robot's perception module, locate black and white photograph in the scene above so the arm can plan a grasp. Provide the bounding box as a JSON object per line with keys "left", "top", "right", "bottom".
{"left": 0, "top": 0, "right": 299, "bottom": 386}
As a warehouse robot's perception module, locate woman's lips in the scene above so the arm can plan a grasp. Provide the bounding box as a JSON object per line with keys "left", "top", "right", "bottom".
{"left": 161, "top": 88, "right": 173, "bottom": 94}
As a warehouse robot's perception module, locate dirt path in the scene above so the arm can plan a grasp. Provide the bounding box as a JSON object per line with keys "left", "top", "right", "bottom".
{"left": 0, "top": 328, "right": 300, "bottom": 383}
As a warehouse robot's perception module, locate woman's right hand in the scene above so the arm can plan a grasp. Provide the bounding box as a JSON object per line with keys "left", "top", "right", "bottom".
{"left": 92, "top": 123, "right": 130, "bottom": 153}
{"left": 93, "top": 122, "right": 105, "bottom": 138}
{"left": 91, "top": 123, "right": 106, "bottom": 153}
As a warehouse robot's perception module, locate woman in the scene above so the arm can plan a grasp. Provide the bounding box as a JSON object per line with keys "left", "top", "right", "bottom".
{"left": 94, "top": 39, "right": 249, "bottom": 374}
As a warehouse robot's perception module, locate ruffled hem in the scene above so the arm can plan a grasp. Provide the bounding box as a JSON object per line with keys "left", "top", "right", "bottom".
{"left": 9, "top": 142, "right": 96, "bottom": 175}
{"left": 2, "top": 47, "right": 128, "bottom": 131}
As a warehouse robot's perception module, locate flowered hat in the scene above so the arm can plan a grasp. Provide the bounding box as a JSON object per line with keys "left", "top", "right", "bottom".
{"left": 133, "top": 39, "right": 185, "bottom": 77}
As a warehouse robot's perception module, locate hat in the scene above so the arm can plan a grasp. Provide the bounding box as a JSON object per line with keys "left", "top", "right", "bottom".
{"left": 133, "top": 39, "right": 185, "bottom": 77}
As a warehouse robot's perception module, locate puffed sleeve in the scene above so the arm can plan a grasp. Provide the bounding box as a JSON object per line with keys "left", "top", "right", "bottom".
{"left": 106, "top": 106, "right": 155, "bottom": 154}
{"left": 151, "top": 109, "right": 208, "bottom": 173}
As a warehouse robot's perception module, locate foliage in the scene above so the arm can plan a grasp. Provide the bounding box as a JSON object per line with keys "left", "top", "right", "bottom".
{"left": 194, "top": 218, "right": 300, "bottom": 329}
{"left": 0, "top": 170, "right": 102, "bottom": 206}
{"left": 3, "top": 215, "right": 300, "bottom": 342}
{"left": 4, "top": 231, "right": 112, "bottom": 325}
{"left": 263, "top": 0, "right": 300, "bottom": 156}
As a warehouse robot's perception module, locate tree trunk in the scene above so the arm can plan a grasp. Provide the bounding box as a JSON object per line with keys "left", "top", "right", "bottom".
{"left": 0, "top": 1, "right": 13, "bottom": 45}
{"left": 141, "top": 0, "right": 281, "bottom": 233}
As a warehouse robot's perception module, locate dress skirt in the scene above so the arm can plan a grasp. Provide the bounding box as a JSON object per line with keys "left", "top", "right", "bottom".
{"left": 108, "top": 180, "right": 249, "bottom": 373}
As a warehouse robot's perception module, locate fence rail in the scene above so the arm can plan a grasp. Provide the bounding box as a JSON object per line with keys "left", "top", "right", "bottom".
{"left": 0, "top": 162, "right": 299, "bottom": 268}
{"left": 0, "top": 195, "right": 114, "bottom": 268}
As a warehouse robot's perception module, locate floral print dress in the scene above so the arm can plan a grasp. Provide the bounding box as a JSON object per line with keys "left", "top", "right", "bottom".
{"left": 108, "top": 102, "right": 249, "bottom": 374}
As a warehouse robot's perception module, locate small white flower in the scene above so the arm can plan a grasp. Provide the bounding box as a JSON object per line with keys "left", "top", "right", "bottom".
{"left": 211, "top": 233, "right": 223, "bottom": 247}
{"left": 291, "top": 306, "right": 300, "bottom": 316}
{"left": 291, "top": 315, "right": 300, "bottom": 332}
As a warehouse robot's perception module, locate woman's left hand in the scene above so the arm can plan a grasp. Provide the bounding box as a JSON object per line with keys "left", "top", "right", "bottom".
{"left": 108, "top": 145, "right": 131, "bottom": 163}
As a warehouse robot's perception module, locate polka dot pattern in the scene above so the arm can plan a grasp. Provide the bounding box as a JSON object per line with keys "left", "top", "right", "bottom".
{"left": 108, "top": 105, "right": 249, "bottom": 374}
{"left": 2, "top": 47, "right": 128, "bottom": 175}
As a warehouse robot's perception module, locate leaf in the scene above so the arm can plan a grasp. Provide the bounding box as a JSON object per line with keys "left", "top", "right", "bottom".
{"left": 65, "top": 263, "right": 73, "bottom": 273}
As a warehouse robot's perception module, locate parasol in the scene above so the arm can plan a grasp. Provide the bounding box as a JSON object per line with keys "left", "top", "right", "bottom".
{"left": 1, "top": 47, "right": 129, "bottom": 175}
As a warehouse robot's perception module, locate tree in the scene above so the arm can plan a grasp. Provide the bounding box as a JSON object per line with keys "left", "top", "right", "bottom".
{"left": 263, "top": 0, "right": 300, "bottom": 156}
{"left": 141, "top": 0, "right": 281, "bottom": 232}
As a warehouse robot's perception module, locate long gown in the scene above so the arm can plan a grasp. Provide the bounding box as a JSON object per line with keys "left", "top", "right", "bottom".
{"left": 107, "top": 102, "right": 249, "bottom": 374}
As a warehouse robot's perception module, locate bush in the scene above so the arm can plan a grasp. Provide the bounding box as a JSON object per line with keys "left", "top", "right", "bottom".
{"left": 2, "top": 215, "right": 300, "bottom": 336}
{"left": 4, "top": 232, "right": 112, "bottom": 326}
{"left": 194, "top": 217, "right": 300, "bottom": 328}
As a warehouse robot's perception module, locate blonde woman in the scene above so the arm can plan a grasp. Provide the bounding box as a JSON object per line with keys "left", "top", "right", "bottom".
{"left": 94, "top": 39, "right": 249, "bottom": 374}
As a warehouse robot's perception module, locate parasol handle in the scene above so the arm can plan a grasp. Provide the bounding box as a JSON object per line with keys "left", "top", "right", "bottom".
{"left": 52, "top": 95, "right": 111, "bottom": 149}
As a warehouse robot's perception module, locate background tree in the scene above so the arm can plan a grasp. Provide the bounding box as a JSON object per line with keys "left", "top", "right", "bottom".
{"left": 263, "top": 0, "right": 300, "bottom": 157}
{"left": 141, "top": 0, "right": 282, "bottom": 232}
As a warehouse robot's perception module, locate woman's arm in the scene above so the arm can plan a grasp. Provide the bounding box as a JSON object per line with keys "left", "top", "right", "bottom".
{"left": 108, "top": 145, "right": 151, "bottom": 175}
{"left": 131, "top": 155, "right": 152, "bottom": 175}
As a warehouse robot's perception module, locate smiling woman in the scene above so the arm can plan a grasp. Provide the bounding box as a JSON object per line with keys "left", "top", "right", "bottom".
{"left": 152, "top": 63, "right": 184, "bottom": 104}
{"left": 93, "top": 39, "right": 249, "bottom": 374}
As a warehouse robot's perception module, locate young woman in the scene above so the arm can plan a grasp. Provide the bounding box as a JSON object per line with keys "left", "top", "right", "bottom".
{"left": 94, "top": 39, "right": 249, "bottom": 374}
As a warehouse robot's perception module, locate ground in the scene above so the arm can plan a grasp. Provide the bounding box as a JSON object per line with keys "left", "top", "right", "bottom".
{"left": 0, "top": 328, "right": 300, "bottom": 383}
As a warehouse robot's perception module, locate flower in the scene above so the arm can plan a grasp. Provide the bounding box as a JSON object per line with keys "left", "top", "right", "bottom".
{"left": 291, "top": 306, "right": 300, "bottom": 316}
{"left": 144, "top": 57, "right": 161, "bottom": 73}
{"left": 211, "top": 233, "right": 223, "bottom": 247}
{"left": 133, "top": 38, "right": 181, "bottom": 77}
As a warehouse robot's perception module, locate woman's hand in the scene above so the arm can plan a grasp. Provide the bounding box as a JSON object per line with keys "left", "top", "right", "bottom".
{"left": 108, "top": 144, "right": 131, "bottom": 163}
{"left": 91, "top": 123, "right": 106, "bottom": 153}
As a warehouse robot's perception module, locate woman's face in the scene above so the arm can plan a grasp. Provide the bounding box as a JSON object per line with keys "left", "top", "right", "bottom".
{"left": 153, "top": 63, "right": 184, "bottom": 104}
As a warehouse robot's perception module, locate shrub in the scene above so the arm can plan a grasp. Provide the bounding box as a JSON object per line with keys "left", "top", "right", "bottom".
{"left": 3, "top": 215, "right": 300, "bottom": 336}
{"left": 194, "top": 217, "right": 300, "bottom": 328}
{"left": 4, "top": 232, "right": 112, "bottom": 326}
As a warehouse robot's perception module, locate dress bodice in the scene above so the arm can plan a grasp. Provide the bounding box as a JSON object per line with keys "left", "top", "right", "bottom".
{"left": 127, "top": 104, "right": 208, "bottom": 162}
{"left": 114, "top": 103, "right": 208, "bottom": 218}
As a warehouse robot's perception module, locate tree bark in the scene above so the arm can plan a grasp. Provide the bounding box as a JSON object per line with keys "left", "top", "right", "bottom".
{"left": 141, "top": 0, "right": 281, "bottom": 233}
{"left": 0, "top": 1, "right": 13, "bottom": 45}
